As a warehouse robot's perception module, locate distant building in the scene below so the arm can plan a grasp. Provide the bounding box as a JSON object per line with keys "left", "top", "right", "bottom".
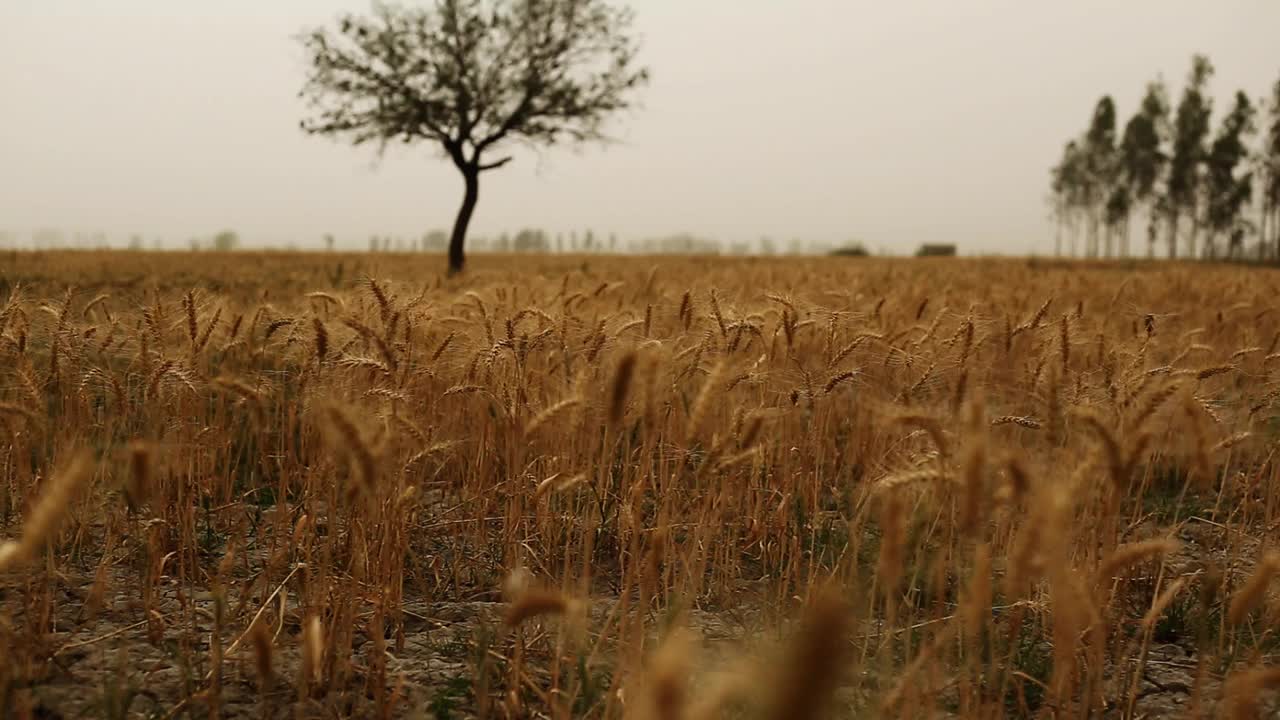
{"left": 916, "top": 244, "right": 957, "bottom": 257}
{"left": 830, "top": 244, "right": 870, "bottom": 257}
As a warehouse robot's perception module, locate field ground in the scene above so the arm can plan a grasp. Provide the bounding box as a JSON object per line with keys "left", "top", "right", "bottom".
{"left": 2, "top": 251, "right": 1280, "bottom": 718}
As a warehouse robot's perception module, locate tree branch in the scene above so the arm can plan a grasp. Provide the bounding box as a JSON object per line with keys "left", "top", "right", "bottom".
{"left": 478, "top": 156, "right": 514, "bottom": 172}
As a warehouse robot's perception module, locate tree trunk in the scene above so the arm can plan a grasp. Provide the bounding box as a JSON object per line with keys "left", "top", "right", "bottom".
{"left": 1054, "top": 216, "right": 1062, "bottom": 257}
{"left": 1188, "top": 209, "right": 1200, "bottom": 258}
{"left": 1263, "top": 198, "right": 1275, "bottom": 262}
{"left": 1259, "top": 195, "right": 1268, "bottom": 261}
{"left": 1088, "top": 212, "right": 1100, "bottom": 258}
{"left": 1272, "top": 206, "right": 1279, "bottom": 261}
{"left": 1147, "top": 212, "right": 1157, "bottom": 259}
{"left": 1273, "top": 206, "right": 1279, "bottom": 261}
{"left": 1166, "top": 211, "right": 1178, "bottom": 260}
{"left": 448, "top": 168, "right": 480, "bottom": 275}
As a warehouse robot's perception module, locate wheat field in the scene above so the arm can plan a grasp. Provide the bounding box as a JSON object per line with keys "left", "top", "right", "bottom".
{"left": 2, "top": 251, "right": 1280, "bottom": 719}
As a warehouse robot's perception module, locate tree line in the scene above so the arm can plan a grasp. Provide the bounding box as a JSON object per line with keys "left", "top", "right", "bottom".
{"left": 1050, "top": 56, "right": 1280, "bottom": 261}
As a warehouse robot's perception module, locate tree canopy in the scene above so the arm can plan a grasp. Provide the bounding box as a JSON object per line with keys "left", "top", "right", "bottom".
{"left": 1119, "top": 82, "right": 1169, "bottom": 206}
{"left": 299, "top": 0, "right": 649, "bottom": 273}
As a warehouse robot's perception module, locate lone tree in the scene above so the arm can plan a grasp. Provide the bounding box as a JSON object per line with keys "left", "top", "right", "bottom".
{"left": 298, "top": 0, "right": 648, "bottom": 274}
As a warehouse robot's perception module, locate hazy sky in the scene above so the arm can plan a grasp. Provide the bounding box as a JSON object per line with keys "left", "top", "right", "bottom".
{"left": 1, "top": 1, "right": 1277, "bottom": 254}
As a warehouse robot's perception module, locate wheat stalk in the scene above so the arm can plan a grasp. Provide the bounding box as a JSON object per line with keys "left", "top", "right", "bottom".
{"left": 0, "top": 450, "right": 96, "bottom": 572}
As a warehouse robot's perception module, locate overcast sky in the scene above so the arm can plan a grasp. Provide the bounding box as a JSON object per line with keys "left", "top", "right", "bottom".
{"left": 1, "top": 1, "right": 1276, "bottom": 254}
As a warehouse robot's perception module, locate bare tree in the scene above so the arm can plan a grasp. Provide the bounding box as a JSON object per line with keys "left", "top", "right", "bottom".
{"left": 299, "top": 0, "right": 648, "bottom": 274}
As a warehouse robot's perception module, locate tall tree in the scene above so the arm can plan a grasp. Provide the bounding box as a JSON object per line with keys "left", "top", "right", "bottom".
{"left": 1082, "top": 96, "right": 1118, "bottom": 257}
{"left": 1117, "top": 80, "right": 1170, "bottom": 259}
{"left": 1165, "top": 55, "right": 1215, "bottom": 259}
{"left": 299, "top": 0, "right": 649, "bottom": 274}
{"left": 1204, "top": 92, "right": 1256, "bottom": 258}
{"left": 1264, "top": 75, "right": 1280, "bottom": 259}
{"left": 1049, "top": 140, "right": 1078, "bottom": 256}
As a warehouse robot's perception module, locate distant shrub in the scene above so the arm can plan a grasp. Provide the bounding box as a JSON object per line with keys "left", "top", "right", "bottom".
{"left": 212, "top": 230, "right": 240, "bottom": 252}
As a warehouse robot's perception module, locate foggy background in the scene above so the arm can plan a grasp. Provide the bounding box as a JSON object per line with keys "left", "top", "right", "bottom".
{"left": 0, "top": 1, "right": 1275, "bottom": 254}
